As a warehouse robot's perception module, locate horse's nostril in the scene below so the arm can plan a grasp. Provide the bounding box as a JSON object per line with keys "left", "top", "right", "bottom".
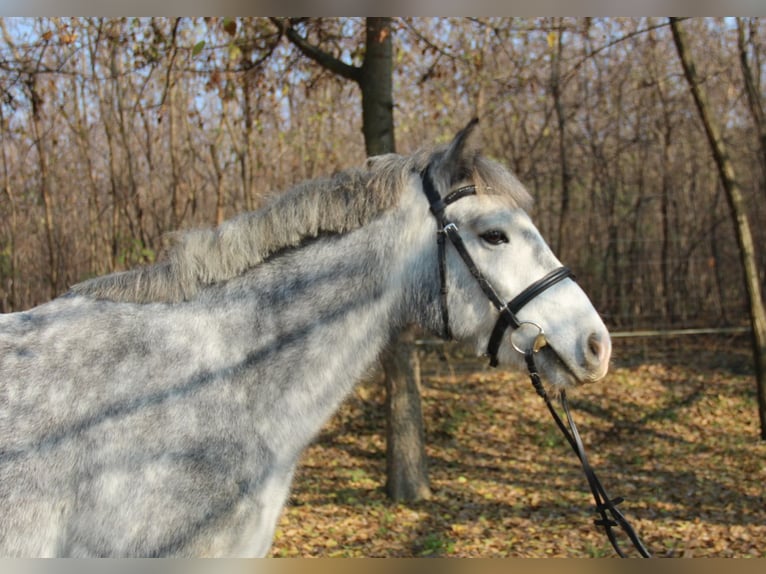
{"left": 585, "top": 331, "right": 611, "bottom": 378}
{"left": 588, "top": 333, "right": 602, "bottom": 358}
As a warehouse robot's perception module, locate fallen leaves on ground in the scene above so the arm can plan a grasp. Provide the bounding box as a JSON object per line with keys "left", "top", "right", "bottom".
{"left": 270, "top": 336, "right": 766, "bottom": 558}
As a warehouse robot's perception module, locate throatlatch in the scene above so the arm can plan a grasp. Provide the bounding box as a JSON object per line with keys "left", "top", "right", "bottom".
{"left": 419, "top": 165, "right": 652, "bottom": 558}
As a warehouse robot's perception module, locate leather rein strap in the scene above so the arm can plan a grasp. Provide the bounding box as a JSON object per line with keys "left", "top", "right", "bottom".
{"left": 525, "top": 352, "right": 652, "bottom": 558}
{"left": 420, "top": 167, "right": 652, "bottom": 558}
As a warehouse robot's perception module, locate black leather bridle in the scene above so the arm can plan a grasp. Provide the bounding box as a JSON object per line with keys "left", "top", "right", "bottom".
{"left": 420, "top": 167, "right": 574, "bottom": 365}
{"left": 420, "top": 167, "right": 652, "bottom": 558}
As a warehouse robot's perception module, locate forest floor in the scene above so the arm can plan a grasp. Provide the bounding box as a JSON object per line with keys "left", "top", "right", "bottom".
{"left": 270, "top": 333, "right": 765, "bottom": 558}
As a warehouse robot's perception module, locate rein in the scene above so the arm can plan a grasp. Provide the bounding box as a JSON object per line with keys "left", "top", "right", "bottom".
{"left": 524, "top": 346, "right": 652, "bottom": 558}
{"left": 420, "top": 168, "right": 651, "bottom": 558}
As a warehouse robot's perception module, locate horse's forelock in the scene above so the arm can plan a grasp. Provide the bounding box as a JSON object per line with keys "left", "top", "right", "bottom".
{"left": 471, "top": 154, "right": 533, "bottom": 211}
{"left": 415, "top": 142, "right": 533, "bottom": 211}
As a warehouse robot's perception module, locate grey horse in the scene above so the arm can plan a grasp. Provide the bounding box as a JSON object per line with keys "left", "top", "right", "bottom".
{"left": 0, "top": 121, "right": 610, "bottom": 556}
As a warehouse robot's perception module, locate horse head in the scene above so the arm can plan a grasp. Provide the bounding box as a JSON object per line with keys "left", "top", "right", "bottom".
{"left": 420, "top": 119, "right": 611, "bottom": 389}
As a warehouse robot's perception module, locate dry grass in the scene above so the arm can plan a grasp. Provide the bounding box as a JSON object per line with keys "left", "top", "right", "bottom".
{"left": 271, "top": 335, "right": 766, "bottom": 558}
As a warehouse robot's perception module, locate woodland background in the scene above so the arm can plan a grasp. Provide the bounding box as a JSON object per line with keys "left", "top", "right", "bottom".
{"left": 1, "top": 17, "right": 765, "bottom": 557}
{"left": 0, "top": 16, "right": 763, "bottom": 330}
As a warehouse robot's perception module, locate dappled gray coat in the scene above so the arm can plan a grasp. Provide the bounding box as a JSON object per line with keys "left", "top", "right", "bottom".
{"left": 0, "top": 122, "right": 611, "bottom": 556}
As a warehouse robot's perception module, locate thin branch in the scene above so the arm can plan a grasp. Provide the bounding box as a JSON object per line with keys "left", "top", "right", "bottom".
{"left": 561, "top": 17, "right": 691, "bottom": 87}
{"left": 270, "top": 17, "right": 361, "bottom": 83}
{"left": 399, "top": 18, "right": 462, "bottom": 62}
{"left": 159, "top": 17, "right": 181, "bottom": 110}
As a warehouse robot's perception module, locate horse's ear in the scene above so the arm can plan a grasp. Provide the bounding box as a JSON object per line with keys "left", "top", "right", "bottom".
{"left": 430, "top": 118, "right": 480, "bottom": 190}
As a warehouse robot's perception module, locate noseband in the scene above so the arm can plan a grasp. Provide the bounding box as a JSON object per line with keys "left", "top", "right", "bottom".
{"left": 419, "top": 167, "right": 652, "bottom": 558}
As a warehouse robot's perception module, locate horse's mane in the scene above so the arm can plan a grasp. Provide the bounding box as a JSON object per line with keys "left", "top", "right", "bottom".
{"left": 69, "top": 144, "right": 531, "bottom": 304}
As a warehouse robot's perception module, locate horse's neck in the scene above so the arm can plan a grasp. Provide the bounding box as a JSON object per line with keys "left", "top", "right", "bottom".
{"left": 210, "top": 201, "right": 434, "bottom": 459}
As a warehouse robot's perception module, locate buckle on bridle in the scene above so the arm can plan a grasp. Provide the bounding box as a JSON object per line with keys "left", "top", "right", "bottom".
{"left": 440, "top": 222, "right": 459, "bottom": 235}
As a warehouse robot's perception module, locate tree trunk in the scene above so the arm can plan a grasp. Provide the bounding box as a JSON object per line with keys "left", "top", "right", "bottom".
{"left": 28, "top": 76, "right": 57, "bottom": 299}
{"left": 550, "top": 19, "right": 572, "bottom": 261}
{"left": 360, "top": 17, "right": 430, "bottom": 500}
{"left": 211, "top": 110, "right": 228, "bottom": 226}
{"left": 166, "top": 19, "right": 184, "bottom": 230}
{"left": 359, "top": 18, "right": 395, "bottom": 157}
{"left": 382, "top": 326, "right": 431, "bottom": 501}
{"left": 0, "top": 105, "right": 18, "bottom": 312}
{"left": 279, "top": 16, "right": 431, "bottom": 499}
{"left": 736, "top": 18, "right": 766, "bottom": 194}
{"left": 670, "top": 18, "right": 766, "bottom": 440}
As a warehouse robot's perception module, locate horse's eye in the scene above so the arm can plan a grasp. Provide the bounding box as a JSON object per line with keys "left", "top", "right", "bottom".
{"left": 480, "top": 230, "right": 509, "bottom": 245}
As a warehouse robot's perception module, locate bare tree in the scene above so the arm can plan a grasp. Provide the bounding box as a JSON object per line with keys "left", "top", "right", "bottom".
{"left": 0, "top": 103, "right": 18, "bottom": 312}
{"left": 670, "top": 17, "right": 766, "bottom": 440}
{"left": 737, "top": 17, "right": 766, "bottom": 193}
{"left": 548, "top": 18, "right": 574, "bottom": 260}
{"left": 1, "top": 21, "right": 58, "bottom": 298}
{"left": 274, "top": 17, "right": 431, "bottom": 501}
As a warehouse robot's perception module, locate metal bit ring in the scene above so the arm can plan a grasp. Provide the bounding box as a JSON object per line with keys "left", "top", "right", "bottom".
{"left": 510, "top": 321, "right": 548, "bottom": 355}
